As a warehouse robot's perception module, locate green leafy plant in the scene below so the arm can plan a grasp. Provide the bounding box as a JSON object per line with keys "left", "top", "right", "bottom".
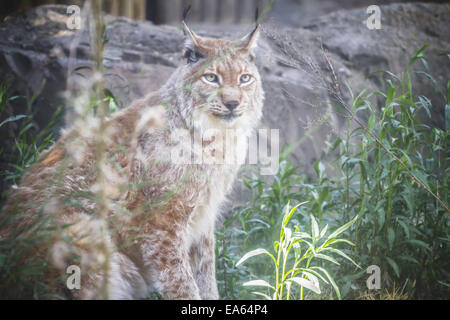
{"left": 332, "top": 45, "right": 449, "bottom": 298}
{"left": 217, "top": 44, "right": 449, "bottom": 300}
{"left": 0, "top": 79, "right": 64, "bottom": 298}
{"left": 236, "top": 202, "right": 360, "bottom": 300}
{"left": 0, "top": 80, "right": 62, "bottom": 202}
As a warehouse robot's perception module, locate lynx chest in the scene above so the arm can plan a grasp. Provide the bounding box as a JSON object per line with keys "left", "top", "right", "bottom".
{"left": 185, "top": 165, "right": 236, "bottom": 248}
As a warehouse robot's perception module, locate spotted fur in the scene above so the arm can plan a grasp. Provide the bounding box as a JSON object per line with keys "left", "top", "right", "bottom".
{"left": 1, "top": 24, "right": 264, "bottom": 299}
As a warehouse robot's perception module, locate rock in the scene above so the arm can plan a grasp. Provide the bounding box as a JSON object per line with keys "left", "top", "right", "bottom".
{"left": 0, "top": 3, "right": 448, "bottom": 186}
{"left": 259, "top": 2, "right": 450, "bottom": 169}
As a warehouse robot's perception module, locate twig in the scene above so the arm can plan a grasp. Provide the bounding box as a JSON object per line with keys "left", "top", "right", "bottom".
{"left": 90, "top": 0, "right": 112, "bottom": 298}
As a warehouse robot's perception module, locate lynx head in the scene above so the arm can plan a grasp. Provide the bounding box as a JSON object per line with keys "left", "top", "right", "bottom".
{"left": 175, "top": 21, "right": 264, "bottom": 135}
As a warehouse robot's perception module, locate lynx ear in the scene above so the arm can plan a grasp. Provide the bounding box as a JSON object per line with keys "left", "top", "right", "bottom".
{"left": 237, "top": 7, "right": 261, "bottom": 58}
{"left": 182, "top": 16, "right": 207, "bottom": 64}
{"left": 236, "top": 24, "right": 260, "bottom": 62}
{"left": 182, "top": 22, "right": 205, "bottom": 63}
{"left": 182, "top": 21, "right": 201, "bottom": 49}
{"left": 238, "top": 24, "right": 260, "bottom": 53}
{"left": 181, "top": 5, "right": 201, "bottom": 49}
{"left": 181, "top": 6, "right": 204, "bottom": 63}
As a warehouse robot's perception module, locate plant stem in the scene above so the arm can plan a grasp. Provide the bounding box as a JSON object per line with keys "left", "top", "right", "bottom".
{"left": 91, "top": 0, "right": 111, "bottom": 299}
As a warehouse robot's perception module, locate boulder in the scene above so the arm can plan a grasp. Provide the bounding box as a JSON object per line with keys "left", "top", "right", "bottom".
{"left": 0, "top": 3, "right": 448, "bottom": 185}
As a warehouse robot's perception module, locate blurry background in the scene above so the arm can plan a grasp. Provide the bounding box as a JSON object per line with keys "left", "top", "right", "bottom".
{"left": 0, "top": 1, "right": 448, "bottom": 300}
{"left": 0, "top": 0, "right": 448, "bottom": 175}
{"left": 1, "top": 0, "right": 445, "bottom": 26}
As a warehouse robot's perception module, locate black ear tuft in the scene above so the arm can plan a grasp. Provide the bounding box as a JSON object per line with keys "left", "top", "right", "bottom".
{"left": 183, "top": 5, "right": 192, "bottom": 23}
{"left": 254, "top": 7, "right": 259, "bottom": 24}
{"left": 246, "top": 6, "right": 260, "bottom": 43}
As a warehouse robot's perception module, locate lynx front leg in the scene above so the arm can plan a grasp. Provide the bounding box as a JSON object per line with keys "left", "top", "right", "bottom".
{"left": 144, "top": 230, "right": 201, "bottom": 300}
{"left": 189, "top": 229, "right": 219, "bottom": 300}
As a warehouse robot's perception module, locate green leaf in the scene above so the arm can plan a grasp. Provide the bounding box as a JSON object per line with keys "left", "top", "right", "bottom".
{"left": 302, "top": 240, "right": 316, "bottom": 255}
{"left": 385, "top": 85, "right": 395, "bottom": 108}
{"left": 408, "top": 43, "right": 429, "bottom": 68}
{"left": 326, "top": 215, "right": 358, "bottom": 241}
{"left": 319, "top": 224, "right": 328, "bottom": 239}
{"left": 293, "top": 232, "right": 311, "bottom": 239}
{"left": 293, "top": 242, "right": 301, "bottom": 261}
{"left": 321, "top": 247, "right": 361, "bottom": 269}
{"left": 282, "top": 202, "right": 307, "bottom": 227}
{"left": 311, "top": 215, "right": 320, "bottom": 239}
{"left": 324, "top": 238, "right": 355, "bottom": 247}
{"left": 397, "top": 255, "right": 419, "bottom": 265}
{"left": 417, "top": 95, "right": 432, "bottom": 118}
{"left": 300, "top": 269, "right": 329, "bottom": 284}
{"left": 330, "top": 138, "right": 342, "bottom": 152}
{"left": 0, "top": 115, "right": 26, "bottom": 128}
{"left": 314, "top": 161, "right": 326, "bottom": 178}
{"left": 437, "top": 281, "right": 450, "bottom": 290}
{"left": 284, "top": 227, "right": 292, "bottom": 244}
{"left": 387, "top": 227, "right": 395, "bottom": 251}
{"left": 377, "top": 209, "right": 386, "bottom": 233}
{"left": 368, "top": 113, "right": 376, "bottom": 131}
{"left": 243, "top": 280, "right": 275, "bottom": 290}
{"left": 250, "top": 291, "right": 272, "bottom": 300}
{"left": 406, "top": 239, "right": 431, "bottom": 252}
{"left": 314, "top": 253, "right": 340, "bottom": 265}
{"left": 385, "top": 256, "right": 400, "bottom": 278}
{"left": 311, "top": 266, "right": 341, "bottom": 299}
{"left": 236, "top": 248, "right": 277, "bottom": 267}
{"left": 397, "top": 219, "right": 410, "bottom": 239}
{"left": 289, "top": 276, "right": 321, "bottom": 294}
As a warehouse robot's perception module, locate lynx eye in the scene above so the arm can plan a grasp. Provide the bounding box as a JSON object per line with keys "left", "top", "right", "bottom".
{"left": 239, "top": 74, "right": 252, "bottom": 84}
{"left": 203, "top": 73, "right": 219, "bottom": 84}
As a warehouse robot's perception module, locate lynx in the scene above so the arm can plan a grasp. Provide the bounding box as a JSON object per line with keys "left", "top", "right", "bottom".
{"left": 1, "top": 20, "right": 264, "bottom": 299}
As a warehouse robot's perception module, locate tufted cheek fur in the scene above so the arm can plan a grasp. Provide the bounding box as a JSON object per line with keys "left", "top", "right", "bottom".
{"left": 181, "top": 53, "right": 263, "bottom": 135}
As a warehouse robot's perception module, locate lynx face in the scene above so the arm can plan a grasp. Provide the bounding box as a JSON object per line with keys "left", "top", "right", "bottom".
{"left": 179, "top": 24, "right": 264, "bottom": 132}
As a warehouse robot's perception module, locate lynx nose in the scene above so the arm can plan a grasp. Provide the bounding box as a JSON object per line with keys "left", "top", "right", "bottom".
{"left": 225, "top": 100, "right": 239, "bottom": 111}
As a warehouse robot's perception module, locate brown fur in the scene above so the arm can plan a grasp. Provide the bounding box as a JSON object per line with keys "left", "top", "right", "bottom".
{"left": 1, "top": 25, "right": 264, "bottom": 299}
